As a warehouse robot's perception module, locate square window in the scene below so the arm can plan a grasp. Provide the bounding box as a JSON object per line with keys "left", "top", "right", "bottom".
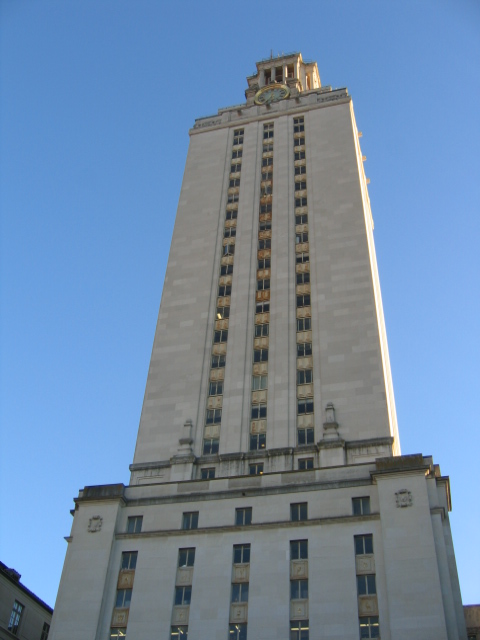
{"left": 258, "top": 238, "right": 271, "bottom": 250}
{"left": 110, "top": 630, "right": 127, "bottom": 639}
{"left": 8, "top": 601, "right": 24, "bottom": 634}
{"left": 220, "top": 263, "right": 234, "bottom": 275}
{"left": 290, "top": 539, "right": 308, "bottom": 560}
{"left": 253, "top": 349, "right": 269, "bottom": 363}
{"left": 175, "top": 586, "right": 192, "bottom": 606}
{"left": 298, "top": 458, "right": 313, "bottom": 470}
{"left": 296, "top": 343, "right": 312, "bottom": 358}
{"left": 258, "top": 257, "right": 271, "bottom": 269}
{"left": 295, "top": 180, "right": 307, "bottom": 191}
{"left": 255, "top": 301, "right": 270, "bottom": 314}
{"left": 121, "top": 551, "right": 138, "bottom": 570}
{"left": 224, "top": 227, "right": 237, "bottom": 239}
{"left": 295, "top": 165, "right": 306, "bottom": 176}
{"left": 254, "top": 323, "right": 269, "bottom": 337}
{"left": 359, "top": 616, "right": 380, "bottom": 639}
{"left": 296, "top": 294, "right": 311, "bottom": 309}
{"left": 295, "top": 197, "right": 308, "bottom": 208}
{"left": 251, "top": 403, "right": 267, "bottom": 419}
{"left": 291, "top": 503, "right": 308, "bottom": 522}
{"left": 296, "top": 231, "right": 309, "bottom": 244}
{"left": 127, "top": 516, "right": 143, "bottom": 534}
{"left": 252, "top": 374, "right": 268, "bottom": 390}
{"left": 296, "top": 272, "right": 310, "bottom": 285}
{"left": 290, "top": 620, "right": 309, "bottom": 640}
{"left": 297, "top": 369, "right": 313, "bottom": 385}
{"left": 115, "top": 588, "right": 132, "bottom": 609}
{"left": 171, "top": 626, "right": 188, "bottom": 640}
{"left": 352, "top": 497, "right": 371, "bottom": 516}
{"left": 357, "top": 574, "right": 377, "bottom": 596}
{"left": 201, "top": 468, "right": 215, "bottom": 480}
{"left": 213, "top": 329, "right": 228, "bottom": 345}
{"left": 233, "top": 544, "right": 251, "bottom": 564}
{"left": 354, "top": 534, "right": 374, "bottom": 555}
{"left": 294, "top": 150, "right": 306, "bottom": 161}
{"left": 296, "top": 252, "right": 309, "bottom": 264}
{"left": 256, "top": 278, "right": 270, "bottom": 291}
{"left": 182, "top": 512, "right": 199, "bottom": 530}
{"left": 206, "top": 408, "right": 222, "bottom": 425}
{"left": 296, "top": 317, "right": 311, "bottom": 332}
{"left": 178, "top": 548, "right": 196, "bottom": 567}
{"left": 232, "top": 149, "right": 242, "bottom": 159}
{"left": 297, "top": 427, "right": 314, "bottom": 445}
{"left": 235, "top": 507, "right": 252, "bottom": 526}
{"left": 225, "top": 210, "right": 237, "bottom": 222}
{"left": 249, "top": 433, "right": 266, "bottom": 451}
{"left": 249, "top": 462, "right": 264, "bottom": 475}
{"left": 290, "top": 579, "right": 308, "bottom": 600}
{"left": 209, "top": 381, "right": 223, "bottom": 396}
{"left": 231, "top": 582, "right": 249, "bottom": 603}
{"left": 211, "top": 354, "right": 226, "bottom": 368}
{"left": 216, "top": 306, "right": 230, "bottom": 319}
{"left": 223, "top": 244, "right": 235, "bottom": 256}
{"left": 297, "top": 399, "right": 314, "bottom": 415}
{"left": 229, "top": 623, "right": 247, "bottom": 640}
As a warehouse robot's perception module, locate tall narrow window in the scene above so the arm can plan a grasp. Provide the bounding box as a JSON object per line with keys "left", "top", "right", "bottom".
{"left": 8, "top": 601, "right": 24, "bottom": 635}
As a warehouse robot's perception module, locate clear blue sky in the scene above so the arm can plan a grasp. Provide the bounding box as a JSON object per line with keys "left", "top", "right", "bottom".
{"left": 1, "top": 0, "right": 479, "bottom": 609}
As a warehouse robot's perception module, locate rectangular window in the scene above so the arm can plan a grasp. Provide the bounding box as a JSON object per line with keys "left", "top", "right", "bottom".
{"left": 293, "top": 118, "right": 304, "bottom": 133}
{"left": 8, "top": 601, "right": 23, "bottom": 634}
{"left": 254, "top": 323, "right": 269, "bottom": 337}
{"left": 262, "top": 157, "right": 273, "bottom": 167}
{"left": 182, "top": 512, "right": 199, "bottom": 530}
{"left": 211, "top": 354, "right": 226, "bottom": 368}
{"left": 258, "top": 256, "right": 271, "bottom": 269}
{"left": 232, "top": 149, "right": 242, "bottom": 159}
{"left": 261, "top": 170, "right": 272, "bottom": 181}
{"left": 290, "top": 579, "right": 308, "bottom": 600}
{"left": 294, "top": 137, "right": 305, "bottom": 147}
{"left": 257, "top": 278, "right": 270, "bottom": 291}
{"left": 249, "top": 462, "right": 264, "bottom": 476}
{"left": 291, "top": 503, "right": 308, "bottom": 522}
{"left": 297, "top": 399, "right": 314, "bottom": 415}
{"left": 294, "top": 150, "right": 306, "bottom": 161}
{"left": 233, "top": 543, "right": 251, "bottom": 564}
{"left": 213, "top": 329, "right": 228, "bottom": 343}
{"left": 171, "top": 626, "right": 188, "bottom": 640}
{"left": 296, "top": 343, "right": 312, "bottom": 357}
{"left": 352, "top": 497, "right": 371, "bottom": 516}
{"left": 290, "top": 620, "right": 309, "bottom": 640}
{"left": 296, "top": 294, "right": 311, "bottom": 308}
{"left": 355, "top": 534, "right": 374, "bottom": 555}
{"left": 233, "top": 130, "right": 244, "bottom": 145}
{"left": 231, "top": 162, "right": 242, "bottom": 173}
{"left": 203, "top": 438, "right": 219, "bottom": 455}
{"left": 296, "top": 317, "right": 311, "bottom": 332}
{"left": 357, "top": 574, "right": 377, "bottom": 596}
{"left": 295, "top": 165, "right": 306, "bottom": 175}
{"left": 110, "top": 630, "right": 127, "bottom": 639}
{"left": 263, "top": 142, "right": 273, "bottom": 153}
{"left": 258, "top": 238, "right": 271, "bottom": 250}
{"left": 263, "top": 123, "right": 274, "bottom": 139}
{"left": 206, "top": 408, "right": 222, "bottom": 424}
{"left": 290, "top": 539, "right": 308, "bottom": 560}
{"left": 296, "top": 231, "right": 309, "bottom": 244}
{"left": 201, "top": 467, "right": 215, "bottom": 480}
{"left": 178, "top": 548, "right": 196, "bottom": 567}
{"left": 252, "top": 374, "right": 268, "bottom": 390}
{"left": 296, "top": 272, "right": 310, "bottom": 285}
{"left": 259, "top": 220, "right": 272, "bottom": 232}
{"left": 224, "top": 244, "right": 235, "bottom": 256}
{"left": 295, "top": 180, "right": 307, "bottom": 191}
{"left": 255, "top": 301, "right": 270, "bottom": 314}
{"left": 121, "top": 551, "right": 138, "bottom": 570}
{"left": 295, "top": 197, "right": 308, "bottom": 208}
{"left": 127, "top": 516, "right": 143, "bottom": 534}
{"left": 228, "top": 193, "right": 239, "bottom": 204}
{"left": 209, "top": 381, "right": 223, "bottom": 396}
{"left": 231, "top": 582, "right": 249, "bottom": 602}
{"left": 216, "top": 306, "right": 230, "bottom": 319}
{"left": 297, "top": 369, "right": 313, "bottom": 385}
{"left": 224, "top": 227, "right": 237, "bottom": 238}
{"left": 229, "top": 178, "right": 241, "bottom": 188}
{"left": 295, "top": 213, "right": 308, "bottom": 224}
{"left": 229, "top": 623, "right": 247, "bottom": 640}
{"left": 251, "top": 403, "right": 267, "bottom": 419}
{"left": 296, "top": 252, "right": 309, "bottom": 264}
{"left": 260, "top": 203, "right": 272, "bottom": 214}
{"left": 225, "top": 210, "right": 238, "bottom": 221}
{"left": 115, "top": 588, "right": 132, "bottom": 609}
{"left": 175, "top": 586, "right": 192, "bottom": 606}
{"left": 40, "top": 622, "right": 50, "bottom": 640}
{"left": 298, "top": 458, "right": 314, "bottom": 470}
{"left": 220, "top": 264, "right": 234, "bottom": 275}
{"left": 359, "top": 616, "right": 380, "bottom": 639}
{"left": 297, "top": 428, "right": 314, "bottom": 445}
{"left": 253, "top": 348, "right": 269, "bottom": 363}
{"left": 287, "top": 64, "right": 295, "bottom": 79}
{"left": 218, "top": 284, "right": 232, "bottom": 297}
{"left": 235, "top": 507, "right": 252, "bottom": 526}
{"left": 249, "top": 433, "right": 266, "bottom": 450}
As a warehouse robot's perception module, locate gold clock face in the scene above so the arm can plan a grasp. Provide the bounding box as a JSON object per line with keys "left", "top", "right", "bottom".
{"left": 254, "top": 83, "right": 290, "bottom": 105}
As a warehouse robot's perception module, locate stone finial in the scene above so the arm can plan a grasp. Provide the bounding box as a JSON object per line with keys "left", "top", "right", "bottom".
{"left": 322, "top": 402, "right": 340, "bottom": 440}
{"left": 178, "top": 419, "right": 193, "bottom": 454}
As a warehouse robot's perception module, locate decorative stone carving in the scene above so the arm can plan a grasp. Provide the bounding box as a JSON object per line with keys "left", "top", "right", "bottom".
{"left": 171, "top": 605, "right": 190, "bottom": 625}
{"left": 290, "top": 600, "right": 308, "bottom": 620}
{"left": 177, "top": 420, "right": 193, "bottom": 455}
{"left": 230, "top": 603, "right": 248, "bottom": 623}
{"left": 322, "top": 402, "right": 340, "bottom": 441}
{"left": 117, "top": 570, "right": 134, "bottom": 589}
{"left": 355, "top": 555, "right": 375, "bottom": 575}
{"left": 358, "top": 595, "right": 378, "bottom": 616}
{"left": 87, "top": 515, "right": 103, "bottom": 532}
{"left": 395, "top": 489, "right": 413, "bottom": 508}
{"left": 111, "top": 608, "right": 129, "bottom": 627}
{"left": 290, "top": 560, "right": 308, "bottom": 579}
{"left": 176, "top": 567, "right": 194, "bottom": 586}
{"left": 232, "top": 565, "right": 250, "bottom": 583}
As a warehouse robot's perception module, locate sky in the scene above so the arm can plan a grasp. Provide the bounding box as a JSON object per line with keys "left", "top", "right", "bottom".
{"left": 1, "top": 0, "right": 479, "bottom": 610}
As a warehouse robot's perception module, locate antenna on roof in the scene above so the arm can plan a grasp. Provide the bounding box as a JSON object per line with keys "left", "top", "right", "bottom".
{"left": 270, "top": 49, "right": 273, "bottom": 59}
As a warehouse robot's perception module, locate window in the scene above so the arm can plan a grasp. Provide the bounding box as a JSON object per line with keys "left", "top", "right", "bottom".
{"left": 264, "top": 69, "right": 272, "bottom": 84}
{"left": 231, "top": 162, "right": 242, "bottom": 173}
{"left": 40, "top": 622, "right": 50, "bottom": 640}
{"left": 294, "top": 150, "right": 306, "bottom": 161}
{"left": 218, "top": 284, "right": 232, "bottom": 297}
{"left": 359, "top": 616, "right": 380, "bottom": 639}
{"left": 226, "top": 210, "right": 238, "bottom": 221}
{"left": 291, "top": 579, "right": 308, "bottom": 600}
{"left": 296, "top": 231, "right": 309, "bottom": 244}
{"left": 224, "top": 227, "right": 236, "bottom": 238}
{"left": 229, "top": 178, "right": 241, "bottom": 188}
{"left": 115, "top": 588, "right": 132, "bottom": 608}
{"left": 296, "top": 343, "right": 312, "bottom": 357}
{"left": 295, "top": 213, "right": 308, "bottom": 224}
{"left": 261, "top": 170, "right": 272, "bottom": 181}
{"left": 293, "top": 118, "right": 304, "bottom": 133}
{"left": 127, "top": 516, "right": 143, "bottom": 533}
{"left": 231, "top": 582, "right": 249, "bottom": 602}
{"left": 171, "top": 626, "right": 188, "bottom": 640}
{"left": 294, "top": 137, "right": 305, "bottom": 147}
{"left": 110, "top": 630, "right": 126, "bottom": 639}
{"left": 121, "top": 551, "right": 138, "bottom": 570}
{"left": 233, "top": 130, "right": 244, "bottom": 145}
{"left": 235, "top": 507, "right": 252, "bottom": 526}
{"left": 209, "top": 381, "right": 223, "bottom": 396}
{"left": 255, "top": 301, "right": 270, "bottom": 314}
{"left": 206, "top": 408, "right": 222, "bottom": 424}
{"left": 352, "top": 497, "right": 371, "bottom": 516}
{"left": 296, "top": 272, "right": 310, "bottom": 285}
{"left": 257, "top": 278, "right": 270, "bottom": 291}
{"left": 211, "top": 354, "right": 226, "bottom": 368}
{"left": 297, "top": 369, "right": 313, "bottom": 385}
{"left": 357, "top": 574, "right": 377, "bottom": 596}
{"left": 297, "top": 428, "right": 314, "bottom": 445}
{"left": 263, "top": 123, "right": 274, "bottom": 139}
{"left": 251, "top": 403, "right": 267, "bottom": 419}
{"left": 232, "top": 149, "right": 242, "bottom": 159}
{"left": 201, "top": 467, "right": 215, "bottom": 479}
{"left": 296, "top": 294, "right": 311, "bottom": 308}
{"left": 298, "top": 458, "right": 314, "bottom": 470}
{"left": 203, "top": 438, "right": 219, "bottom": 455}
{"left": 296, "top": 252, "right": 309, "bottom": 264}
{"left": 295, "top": 197, "right": 308, "bottom": 208}
{"left": 355, "top": 534, "right": 374, "bottom": 555}
{"left": 213, "top": 329, "right": 228, "bottom": 343}
{"left": 261, "top": 184, "right": 272, "bottom": 197}
{"left": 249, "top": 433, "right": 266, "bottom": 450}
{"left": 224, "top": 244, "right": 235, "bottom": 256}
{"left": 275, "top": 66, "right": 283, "bottom": 82}
{"left": 228, "top": 193, "right": 239, "bottom": 203}
{"left": 216, "top": 306, "right": 230, "bottom": 319}
{"left": 262, "top": 156, "right": 273, "bottom": 167}
{"left": 229, "top": 623, "right": 247, "bottom": 640}
{"left": 182, "top": 512, "right": 199, "bottom": 530}
{"left": 255, "top": 323, "right": 269, "bottom": 337}
{"left": 295, "top": 165, "right": 306, "bottom": 175}
{"left": 260, "top": 202, "right": 272, "bottom": 214}
{"left": 295, "top": 180, "right": 307, "bottom": 191}
{"left": 258, "top": 257, "right": 271, "bottom": 269}
{"left": 259, "top": 220, "right": 272, "bottom": 232}
{"left": 290, "top": 539, "right": 308, "bottom": 560}
{"left": 220, "top": 264, "right": 234, "bottom": 275}
{"left": 297, "top": 399, "right": 314, "bottom": 415}
{"left": 290, "top": 620, "right": 309, "bottom": 640}
{"left": 287, "top": 64, "right": 294, "bottom": 79}
{"left": 258, "top": 238, "right": 271, "bottom": 250}
{"left": 253, "top": 348, "right": 269, "bottom": 363}
{"left": 178, "top": 548, "right": 196, "bottom": 567}
{"left": 8, "top": 601, "right": 23, "bottom": 634}
{"left": 175, "top": 586, "right": 192, "bottom": 606}
{"left": 296, "top": 317, "right": 311, "bottom": 332}
{"left": 263, "top": 142, "right": 273, "bottom": 153}
{"left": 291, "top": 503, "right": 308, "bottom": 522}
{"left": 252, "top": 374, "right": 268, "bottom": 390}
{"left": 233, "top": 544, "right": 251, "bottom": 564}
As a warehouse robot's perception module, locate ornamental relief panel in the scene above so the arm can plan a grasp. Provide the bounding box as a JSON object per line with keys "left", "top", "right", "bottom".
{"left": 395, "top": 489, "right": 413, "bottom": 508}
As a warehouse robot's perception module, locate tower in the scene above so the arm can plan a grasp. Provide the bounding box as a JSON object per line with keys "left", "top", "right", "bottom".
{"left": 51, "top": 53, "right": 467, "bottom": 640}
